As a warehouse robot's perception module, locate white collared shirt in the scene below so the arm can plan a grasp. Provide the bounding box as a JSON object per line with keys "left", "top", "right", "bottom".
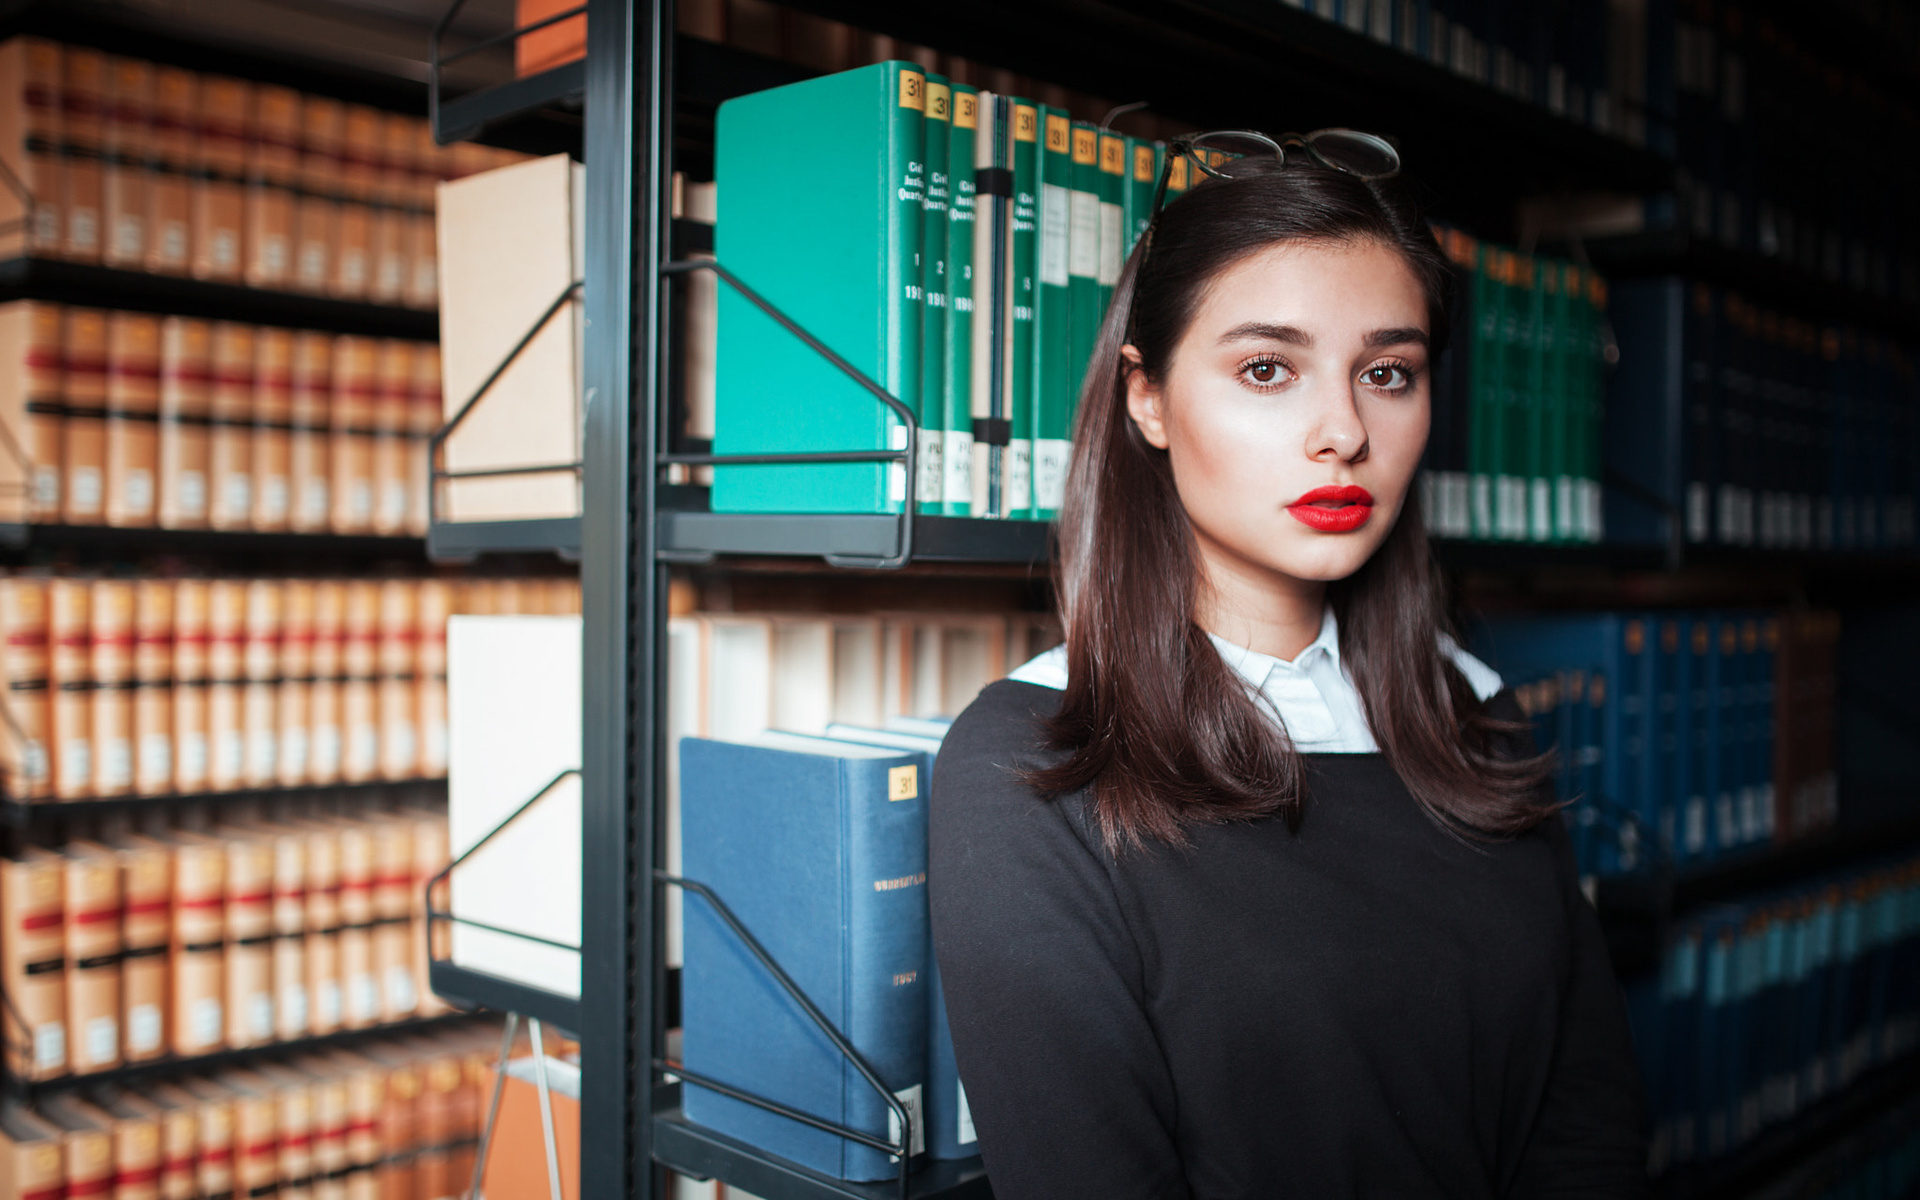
{"left": 1007, "top": 606, "right": 1503, "bottom": 753}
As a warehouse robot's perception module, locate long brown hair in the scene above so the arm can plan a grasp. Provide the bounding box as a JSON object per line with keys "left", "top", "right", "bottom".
{"left": 1031, "top": 155, "right": 1555, "bottom": 852}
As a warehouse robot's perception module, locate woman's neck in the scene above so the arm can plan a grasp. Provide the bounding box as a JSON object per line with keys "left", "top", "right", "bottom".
{"left": 1192, "top": 540, "right": 1327, "bottom": 663}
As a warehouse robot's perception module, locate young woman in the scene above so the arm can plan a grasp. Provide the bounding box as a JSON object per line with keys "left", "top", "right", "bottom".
{"left": 929, "top": 133, "right": 1648, "bottom": 1198}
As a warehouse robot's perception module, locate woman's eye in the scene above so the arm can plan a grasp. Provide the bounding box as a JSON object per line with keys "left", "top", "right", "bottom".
{"left": 1363, "top": 364, "right": 1411, "bottom": 390}
{"left": 1241, "top": 359, "right": 1291, "bottom": 387}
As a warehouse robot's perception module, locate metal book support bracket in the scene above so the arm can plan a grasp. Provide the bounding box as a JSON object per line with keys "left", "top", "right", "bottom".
{"left": 654, "top": 869, "right": 917, "bottom": 1200}
{"left": 657, "top": 258, "right": 920, "bottom": 570}
{"left": 422, "top": 768, "right": 583, "bottom": 1200}
{"left": 428, "top": 0, "right": 586, "bottom": 143}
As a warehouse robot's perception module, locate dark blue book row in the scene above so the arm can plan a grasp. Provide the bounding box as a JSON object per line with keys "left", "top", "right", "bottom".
{"left": 1471, "top": 608, "right": 1840, "bottom": 882}
{"left": 1622, "top": 849, "right": 1920, "bottom": 1178}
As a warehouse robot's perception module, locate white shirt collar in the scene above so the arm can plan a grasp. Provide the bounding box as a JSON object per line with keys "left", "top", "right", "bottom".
{"left": 1206, "top": 604, "right": 1343, "bottom": 694}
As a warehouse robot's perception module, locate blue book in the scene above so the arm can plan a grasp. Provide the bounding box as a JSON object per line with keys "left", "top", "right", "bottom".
{"left": 1799, "top": 887, "right": 1839, "bottom": 1107}
{"left": 1649, "top": 615, "right": 1684, "bottom": 867}
{"left": 680, "top": 732, "right": 931, "bottom": 1180}
{"left": 1681, "top": 616, "right": 1714, "bottom": 865}
{"left": 1707, "top": 617, "right": 1742, "bottom": 856}
{"left": 1696, "top": 907, "right": 1741, "bottom": 1160}
{"left": 1661, "top": 921, "right": 1702, "bottom": 1165}
{"left": 1730, "top": 906, "right": 1767, "bottom": 1148}
{"left": 885, "top": 715, "right": 954, "bottom": 738}
{"left": 1603, "top": 279, "right": 1686, "bottom": 548}
{"left": 1753, "top": 617, "right": 1778, "bottom": 844}
{"left": 823, "top": 723, "right": 977, "bottom": 1163}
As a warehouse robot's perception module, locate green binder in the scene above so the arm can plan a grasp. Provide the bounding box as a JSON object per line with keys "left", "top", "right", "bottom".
{"left": 1026, "top": 106, "right": 1071, "bottom": 521}
{"left": 918, "top": 75, "right": 951, "bottom": 513}
{"left": 1096, "top": 130, "right": 1126, "bottom": 320}
{"left": 942, "top": 83, "right": 979, "bottom": 517}
{"left": 712, "top": 61, "right": 926, "bottom": 515}
{"left": 1468, "top": 243, "right": 1501, "bottom": 540}
{"left": 1124, "top": 138, "right": 1158, "bottom": 260}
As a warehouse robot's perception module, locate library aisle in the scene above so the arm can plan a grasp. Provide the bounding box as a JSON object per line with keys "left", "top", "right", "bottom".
{"left": 2, "top": 0, "right": 1917, "bottom": 1199}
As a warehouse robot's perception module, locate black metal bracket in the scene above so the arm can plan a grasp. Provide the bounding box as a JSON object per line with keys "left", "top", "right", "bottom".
{"left": 429, "top": 1, "right": 587, "bottom": 145}
{"left": 424, "top": 769, "right": 586, "bottom": 974}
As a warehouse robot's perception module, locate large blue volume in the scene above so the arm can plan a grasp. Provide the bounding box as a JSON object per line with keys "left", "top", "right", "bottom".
{"left": 680, "top": 733, "right": 931, "bottom": 1181}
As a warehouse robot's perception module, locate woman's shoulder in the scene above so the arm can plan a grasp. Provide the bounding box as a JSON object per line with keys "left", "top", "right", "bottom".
{"left": 932, "top": 678, "right": 1098, "bottom": 846}
{"left": 940, "top": 676, "right": 1066, "bottom": 771}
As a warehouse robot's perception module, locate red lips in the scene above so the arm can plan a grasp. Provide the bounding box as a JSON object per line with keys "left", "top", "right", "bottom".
{"left": 1286, "top": 485, "right": 1375, "bottom": 533}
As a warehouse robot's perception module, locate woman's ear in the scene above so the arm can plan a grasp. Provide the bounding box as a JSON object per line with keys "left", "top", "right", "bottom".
{"left": 1122, "top": 345, "right": 1170, "bottom": 450}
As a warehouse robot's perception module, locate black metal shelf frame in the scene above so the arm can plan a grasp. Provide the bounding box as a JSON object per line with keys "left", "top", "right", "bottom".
{"left": 1, "top": 777, "right": 446, "bottom": 828}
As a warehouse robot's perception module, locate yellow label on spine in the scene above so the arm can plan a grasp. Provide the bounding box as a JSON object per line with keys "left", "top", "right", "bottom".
{"left": 1071, "top": 126, "right": 1097, "bottom": 164}
{"left": 953, "top": 90, "right": 978, "bottom": 130}
{"left": 1045, "top": 113, "right": 1070, "bottom": 153}
{"left": 1099, "top": 133, "right": 1124, "bottom": 175}
{"left": 926, "top": 80, "right": 950, "bottom": 122}
{"left": 898, "top": 69, "right": 926, "bottom": 111}
{"left": 887, "top": 764, "right": 918, "bottom": 801}
{"left": 1132, "top": 143, "right": 1155, "bottom": 182}
{"left": 1167, "top": 154, "right": 1189, "bottom": 190}
{"left": 1014, "top": 105, "right": 1038, "bottom": 142}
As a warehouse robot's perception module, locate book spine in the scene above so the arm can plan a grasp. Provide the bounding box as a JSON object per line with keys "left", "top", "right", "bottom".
{"left": 1005, "top": 102, "right": 1041, "bottom": 519}
{"left": 1055, "top": 121, "right": 1101, "bottom": 522}
{"left": 891, "top": 66, "right": 928, "bottom": 514}
{"left": 941, "top": 84, "right": 978, "bottom": 517}
{"left": 917, "top": 76, "right": 951, "bottom": 512}
{"left": 1468, "top": 246, "right": 1499, "bottom": 540}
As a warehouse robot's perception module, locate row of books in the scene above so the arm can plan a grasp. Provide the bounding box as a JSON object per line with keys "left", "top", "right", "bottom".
{"left": 1623, "top": 851, "right": 1920, "bottom": 1175}
{"left": 0, "top": 574, "right": 582, "bottom": 802}
{"left": 0, "top": 1018, "right": 501, "bottom": 1200}
{"left": 1608, "top": 279, "right": 1919, "bottom": 553}
{"left": 0, "top": 38, "right": 528, "bottom": 303}
{"left": 1473, "top": 608, "right": 1840, "bottom": 880}
{"left": 710, "top": 62, "right": 1184, "bottom": 522}
{"left": 0, "top": 303, "right": 440, "bottom": 534}
{"left": 1421, "top": 227, "right": 1610, "bottom": 543}
{"left": 0, "top": 806, "right": 450, "bottom": 1081}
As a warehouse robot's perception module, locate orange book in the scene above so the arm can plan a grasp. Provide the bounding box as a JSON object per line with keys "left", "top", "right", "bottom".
{"left": 140, "top": 1084, "right": 200, "bottom": 1200}
{"left": 376, "top": 581, "right": 415, "bottom": 680}
{"left": 333, "top": 107, "right": 383, "bottom": 301}
{"left": 86, "top": 579, "right": 135, "bottom": 796}
{"left": 290, "top": 1056, "right": 350, "bottom": 1200}
{"left": 516, "top": 0, "right": 588, "bottom": 76}
{"left": 102, "top": 56, "right": 153, "bottom": 269}
{"left": 170, "top": 579, "right": 212, "bottom": 793}
{"left": 191, "top": 77, "right": 250, "bottom": 282}
{"left": 369, "top": 206, "right": 409, "bottom": 307}
{"left": 309, "top": 582, "right": 346, "bottom": 786}
{"left": 132, "top": 580, "right": 175, "bottom": 794}
{"left": 330, "top": 336, "right": 378, "bottom": 533}
{"left": 253, "top": 1063, "right": 318, "bottom": 1200}
{"left": 171, "top": 1079, "right": 236, "bottom": 1200}
{"left": 61, "top": 307, "right": 109, "bottom": 524}
{"left": 0, "top": 576, "right": 52, "bottom": 800}
{"left": 105, "top": 311, "right": 162, "bottom": 527}
{"left": 414, "top": 580, "right": 450, "bottom": 679}
{"left": 371, "top": 1051, "right": 419, "bottom": 1200}
{"left": 370, "top": 818, "right": 417, "bottom": 1019}
{"left": 12, "top": 301, "right": 64, "bottom": 522}
{"left": 58, "top": 47, "right": 108, "bottom": 263}
{"left": 145, "top": 67, "right": 197, "bottom": 275}
{"left": 47, "top": 578, "right": 92, "bottom": 799}
{"left": 246, "top": 85, "right": 301, "bottom": 290}
{"left": 219, "top": 832, "right": 275, "bottom": 1048}
{"left": 80, "top": 1091, "right": 164, "bottom": 1200}
{"left": 343, "top": 581, "right": 379, "bottom": 680}
{"left": 294, "top": 191, "right": 336, "bottom": 296}
{"left": 242, "top": 581, "right": 282, "bottom": 787}
{"left": 410, "top": 813, "right": 450, "bottom": 1015}
{"left": 268, "top": 828, "right": 309, "bottom": 1040}
{"left": 0, "top": 38, "right": 67, "bottom": 258}
{"left": 207, "top": 323, "right": 255, "bottom": 530}
{"left": 403, "top": 211, "right": 438, "bottom": 310}
{"left": 115, "top": 836, "right": 171, "bottom": 1061}
{"left": 301, "top": 822, "right": 343, "bottom": 1035}
{"left": 157, "top": 317, "right": 214, "bottom": 528}
{"left": 406, "top": 344, "right": 441, "bottom": 535}
{"left": 168, "top": 834, "right": 227, "bottom": 1054}
{"left": 35, "top": 1097, "right": 113, "bottom": 1200}
{"left": 60, "top": 843, "right": 123, "bottom": 1073}
{"left": 334, "top": 822, "right": 377, "bottom": 1028}
{"left": 290, "top": 332, "right": 334, "bottom": 531}
{"left": 252, "top": 328, "right": 295, "bottom": 531}
{"left": 0, "top": 854, "right": 67, "bottom": 1078}
{"left": 341, "top": 678, "right": 378, "bottom": 785}
{"left": 206, "top": 580, "right": 247, "bottom": 791}
{"left": 212, "top": 1074, "right": 279, "bottom": 1200}
{"left": 0, "top": 1105, "right": 66, "bottom": 1200}
{"left": 337, "top": 1051, "right": 385, "bottom": 1196}
{"left": 370, "top": 340, "right": 413, "bottom": 535}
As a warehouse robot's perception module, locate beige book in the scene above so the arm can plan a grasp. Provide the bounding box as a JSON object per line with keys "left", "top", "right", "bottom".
{"left": 406, "top": 344, "right": 440, "bottom": 534}
{"left": 157, "top": 317, "right": 213, "bottom": 528}
{"left": 377, "top": 580, "right": 415, "bottom": 679}
{"left": 170, "top": 1078, "right": 236, "bottom": 1200}
{"left": 435, "top": 155, "right": 584, "bottom": 520}
{"left": 251, "top": 1063, "right": 319, "bottom": 1200}
{"left": 132, "top": 580, "right": 174, "bottom": 794}
{"left": 213, "top": 831, "right": 276, "bottom": 1047}
{"left": 114, "top": 836, "right": 171, "bottom": 1061}
{"left": 78, "top": 1091, "right": 163, "bottom": 1200}
{"left": 48, "top": 578, "right": 92, "bottom": 799}
{"left": 84, "top": 579, "right": 135, "bottom": 798}
{"left": 312, "top": 580, "right": 347, "bottom": 680}
{"left": 277, "top": 679, "right": 312, "bottom": 787}
{"left": 0, "top": 39, "right": 67, "bottom": 259}
{"left": 246, "top": 85, "right": 300, "bottom": 289}
{"left": 405, "top": 210, "right": 438, "bottom": 310}
{"left": 300, "top": 821, "right": 344, "bottom": 1035}
{"left": 61, "top": 307, "right": 109, "bottom": 524}
{"left": 268, "top": 828, "right": 310, "bottom": 1039}
{"left": 210, "top": 1073, "right": 280, "bottom": 1200}
{"left": 207, "top": 323, "right": 255, "bottom": 529}
{"left": 102, "top": 57, "right": 152, "bottom": 270}
{"left": 252, "top": 328, "right": 295, "bottom": 530}
{"left": 243, "top": 579, "right": 282, "bottom": 684}
{"left": 334, "top": 202, "right": 375, "bottom": 301}
{"left": 0, "top": 1105, "right": 65, "bottom": 1200}
{"left": 334, "top": 821, "right": 378, "bottom": 1028}
{"left": 336, "top": 1050, "right": 385, "bottom": 1195}
{"left": 294, "top": 191, "right": 337, "bottom": 296}
{"left": 370, "top": 817, "right": 416, "bottom": 1019}
{"left": 414, "top": 581, "right": 450, "bottom": 679}
{"left": 33, "top": 1097, "right": 112, "bottom": 1200}
{"left": 191, "top": 77, "right": 251, "bottom": 282}
{"left": 375, "top": 676, "right": 416, "bottom": 781}
{"left": 410, "top": 813, "right": 451, "bottom": 1015}
{"left": 0, "top": 854, "right": 68, "bottom": 1078}
{"left": 0, "top": 576, "right": 52, "bottom": 799}
{"left": 167, "top": 834, "right": 227, "bottom": 1055}
{"left": 415, "top": 676, "right": 447, "bottom": 780}
{"left": 369, "top": 206, "right": 409, "bottom": 308}
{"left": 308, "top": 676, "right": 343, "bottom": 787}
{"left": 133, "top": 1085, "right": 200, "bottom": 1200}
{"left": 58, "top": 48, "right": 107, "bottom": 264}
{"left": 288, "top": 1055, "right": 351, "bottom": 1200}
{"left": 281, "top": 580, "right": 318, "bottom": 680}
{"left": 343, "top": 581, "right": 379, "bottom": 679}
{"left": 145, "top": 67, "right": 197, "bottom": 275}
{"left": 367, "top": 341, "right": 409, "bottom": 536}
{"left": 59, "top": 844, "right": 122, "bottom": 1073}
{"left": 103, "top": 313, "right": 161, "bottom": 526}
{"left": 340, "top": 678, "right": 378, "bottom": 784}
{"left": 242, "top": 679, "right": 278, "bottom": 788}
{"left": 290, "top": 332, "right": 334, "bottom": 531}
{"left": 330, "top": 337, "right": 380, "bottom": 533}
{"left": 170, "top": 579, "right": 211, "bottom": 792}
{"left": 0, "top": 301, "right": 65, "bottom": 522}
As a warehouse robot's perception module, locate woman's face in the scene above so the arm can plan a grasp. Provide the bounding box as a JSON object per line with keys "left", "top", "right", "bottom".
{"left": 1125, "top": 237, "right": 1431, "bottom": 602}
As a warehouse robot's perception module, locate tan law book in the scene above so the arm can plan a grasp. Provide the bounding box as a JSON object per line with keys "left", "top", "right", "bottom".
{"left": 291, "top": 102, "right": 342, "bottom": 295}
{"left": 249, "top": 1062, "right": 319, "bottom": 1200}
{"left": 210, "top": 655, "right": 253, "bottom": 791}
{"left": 167, "top": 833, "right": 227, "bottom": 1054}
{"left": 145, "top": 67, "right": 197, "bottom": 275}
{"left": 287, "top": 1055, "right": 350, "bottom": 1200}
{"left": 267, "top": 827, "right": 310, "bottom": 1040}
{"left": 75, "top": 1091, "right": 163, "bottom": 1200}
{"left": 86, "top": 579, "right": 135, "bottom": 796}
{"left": 60, "top": 843, "right": 123, "bottom": 1073}
{"left": 58, "top": 48, "right": 108, "bottom": 264}
{"left": 370, "top": 817, "right": 417, "bottom": 1019}
{"left": 276, "top": 678, "right": 311, "bottom": 787}
{"left": 301, "top": 821, "right": 344, "bottom": 1035}
{"left": 102, "top": 57, "right": 153, "bottom": 270}
{"left": 414, "top": 580, "right": 450, "bottom": 677}
{"left": 205, "top": 580, "right": 246, "bottom": 790}
{"left": 406, "top": 344, "right": 440, "bottom": 535}
{"left": 415, "top": 675, "right": 447, "bottom": 781}
{"left": 170, "top": 1077, "right": 236, "bottom": 1200}
{"left": 0, "top": 39, "right": 67, "bottom": 259}
{"left": 245, "top": 85, "right": 300, "bottom": 290}
{"left": 290, "top": 332, "right": 334, "bottom": 532}
{"left": 61, "top": 307, "right": 109, "bottom": 524}
{"left": 130, "top": 1084, "right": 199, "bottom": 1200}
{"left": 376, "top": 675, "right": 416, "bottom": 783}
{"left": 334, "top": 821, "right": 378, "bottom": 1028}
{"left": 334, "top": 1049, "right": 385, "bottom": 1199}
{"left": 48, "top": 577, "right": 93, "bottom": 799}
{"left": 208, "top": 323, "right": 256, "bottom": 530}
{"left": 368, "top": 347, "right": 411, "bottom": 537}
{"left": 377, "top": 581, "right": 415, "bottom": 680}
{"left": 1, "top": 853, "right": 68, "bottom": 1078}
{"left": 343, "top": 581, "right": 379, "bottom": 680}
{"left": 0, "top": 576, "right": 52, "bottom": 800}
{"left": 157, "top": 317, "right": 213, "bottom": 528}
{"left": 329, "top": 337, "right": 378, "bottom": 533}
{"left": 308, "top": 584, "right": 346, "bottom": 786}
{"left": 241, "top": 580, "right": 281, "bottom": 787}
{"left": 105, "top": 312, "right": 161, "bottom": 527}
{"left": 410, "top": 812, "right": 451, "bottom": 1015}
{"left": 435, "top": 155, "right": 584, "bottom": 521}
{"left": 370, "top": 204, "right": 409, "bottom": 308}
{"left": 113, "top": 836, "right": 171, "bottom": 1061}
{"left": 217, "top": 831, "right": 276, "bottom": 1048}
{"left": 334, "top": 106, "right": 384, "bottom": 302}
{"left": 191, "top": 76, "right": 251, "bottom": 283}
{"left": 208, "top": 1073, "right": 280, "bottom": 1200}
{"left": 0, "top": 1105, "right": 65, "bottom": 1200}
{"left": 33, "top": 1097, "right": 112, "bottom": 1200}
{"left": 3, "top": 301, "right": 65, "bottom": 522}
{"left": 252, "top": 328, "right": 295, "bottom": 531}
{"left": 132, "top": 580, "right": 175, "bottom": 794}
{"left": 340, "top": 678, "right": 378, "bottom": 785}
{"left": 170, "top": 579, "right": 212, "bottom": 793}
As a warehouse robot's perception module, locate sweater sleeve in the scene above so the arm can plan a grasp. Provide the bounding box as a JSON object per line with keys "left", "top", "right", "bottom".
{"left": 929, "top": 683, "right": 1191, "bottom": 1200}
{"left": 1489, "top": 689, "right": 1652, "bottom": 1199}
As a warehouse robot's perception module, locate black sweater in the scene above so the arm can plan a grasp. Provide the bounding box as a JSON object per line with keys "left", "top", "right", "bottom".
{"left": 929, "top": 679, "right": 1649, "bottom": 1200}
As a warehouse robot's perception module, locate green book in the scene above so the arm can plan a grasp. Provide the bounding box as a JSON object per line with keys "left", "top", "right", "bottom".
{"left": 1042, "top": 119, "right": 1100, "bottom": 520}
{"left": 942, "top": 83, "right": 979, "bottom": 517}
{"left": 918, "top": 75, "right": 951, "bottom": 513}
{"left": 712, "top": 61, "right": 926, "bottom": 514}
{"left": 991, "top": 97, "right": 1038, "bottom": 520}
{"left": 1124, "top": 138, "right": 1158, "bottom": 259}
{"left": 1096, "top": 130, "right": 1126, "bottom": 320}
{"left": 1467, "top": 244, "right": 1501, "bottom": 540}
{"left": 1549, "top": 261, "right": 1578, "bottom": 543}
{"left": 1582, "top": 271, "right": 1608, "bottom": 541}
{"left": 1499, "top": 250, "right": 1531, "bottom": 540}
{"left": 1521, "top": 254, "right": 1552, "bottom": 542}
{"left": 1027, "top": 105, "right": 1071, "bottom": 521}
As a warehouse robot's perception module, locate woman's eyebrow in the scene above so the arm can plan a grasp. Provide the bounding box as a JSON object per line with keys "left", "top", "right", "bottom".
{"left": 1215, "top": 323, "right": 1429, "bottom": 349}
{"left": 1364, "top": 326, "right": 1429, "bottom": 349}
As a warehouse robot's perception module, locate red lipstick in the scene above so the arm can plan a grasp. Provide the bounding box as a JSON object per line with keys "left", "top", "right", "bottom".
{"left": 1286, "top": 485, "right": 1375, "bottom": 533}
